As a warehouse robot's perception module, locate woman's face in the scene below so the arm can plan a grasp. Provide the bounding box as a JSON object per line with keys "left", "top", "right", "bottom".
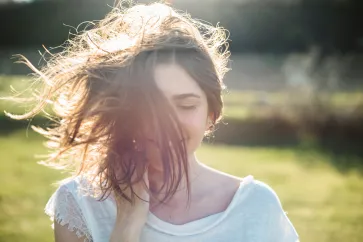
{"left": 153, "top": 63, "right": 209, "bottom": 156}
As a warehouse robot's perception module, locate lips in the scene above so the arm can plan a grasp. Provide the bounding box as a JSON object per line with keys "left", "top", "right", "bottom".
{"left": 146, "top": 137, "right": 188, "bottom": 146}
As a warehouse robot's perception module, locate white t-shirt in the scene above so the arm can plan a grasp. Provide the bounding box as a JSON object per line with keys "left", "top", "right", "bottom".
{"left": 45, "top": 175, "right": 299, "bottom": 242}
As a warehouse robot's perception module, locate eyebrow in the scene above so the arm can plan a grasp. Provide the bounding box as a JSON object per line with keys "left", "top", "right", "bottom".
{"left": 172, "top": 93, "right": 201, "bottom": 101}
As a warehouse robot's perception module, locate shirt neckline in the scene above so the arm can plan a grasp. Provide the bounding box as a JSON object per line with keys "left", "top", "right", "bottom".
{"left": 146, "top": 175, "right": 254, "bottom": 236}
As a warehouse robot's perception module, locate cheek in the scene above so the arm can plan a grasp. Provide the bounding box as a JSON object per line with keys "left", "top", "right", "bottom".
{"left": 184, "top": 117, "right": 205, "bottom": 135}
{"left": 179, "top": 110, "right": 208, "bottom": 151}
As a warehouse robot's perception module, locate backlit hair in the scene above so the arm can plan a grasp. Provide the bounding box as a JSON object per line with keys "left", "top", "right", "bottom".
{"left": 5, "top": 0, "right": 230, "bottom": 204}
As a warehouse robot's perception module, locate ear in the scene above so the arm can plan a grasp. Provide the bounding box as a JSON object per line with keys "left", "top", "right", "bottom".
{"left": 205, "top": 113, "right": 214, "bottom": 131}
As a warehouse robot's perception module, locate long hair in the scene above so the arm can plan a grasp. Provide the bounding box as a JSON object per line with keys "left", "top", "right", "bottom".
{"left": 4, "top": 1, "right": 230, "bottom": 204}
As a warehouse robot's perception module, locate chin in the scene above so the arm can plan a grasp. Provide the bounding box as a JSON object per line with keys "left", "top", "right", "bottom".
{"left": 149, "top": 161, "right": 164, "bottom": 172}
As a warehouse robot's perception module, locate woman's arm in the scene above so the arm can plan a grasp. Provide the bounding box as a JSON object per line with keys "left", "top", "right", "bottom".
{"left": 54, "top": 221, "right": 87, "bottom": 242}
{"left": 109, "top": 218, "right": 144, "bottom": 242}
{"left": 109, "top": 171, "right": 150, "bottom": 242}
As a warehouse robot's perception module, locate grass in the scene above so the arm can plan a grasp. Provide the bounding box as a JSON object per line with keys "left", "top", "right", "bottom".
{"left": 1, "top": 130, "right": 363, "bottom": 242}
{"left": 0, "top": 130, "right": 65, "bottom": 242}
{"left": 0, "top": 75, "right": 37, "bottom": 117}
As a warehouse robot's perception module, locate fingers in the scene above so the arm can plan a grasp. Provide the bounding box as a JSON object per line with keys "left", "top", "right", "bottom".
{"left": 114, "top": 166, "right": 150, "bottom": 205}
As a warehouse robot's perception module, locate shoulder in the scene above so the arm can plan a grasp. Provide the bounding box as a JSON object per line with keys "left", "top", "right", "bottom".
{"left": 45, "top": 176, "right": 102, "bottom": 227}
{"left": 229, "top": 176, "right": 286, "bottom": 215}
{"left": 235, "top": 178, "right": 299, "bottom": 241}
{"left": 45, "top": 176, "right": 96, "bottom": 213}
{"left": 54, "top": 176, "right": 98, "bottom": 197}
{"left": 237, "top": 178, "right": 285, "bottom": 211}
{"left": 45, "top": 177, "right": 81, "bottom": 216}
{"left": 249, "top": 179, "right": 282, "bottom": 204}
{"left": 213, "top": 172, "right": 282, "bottom": 207}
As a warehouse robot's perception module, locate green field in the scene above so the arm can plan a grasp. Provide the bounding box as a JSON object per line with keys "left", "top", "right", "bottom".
{"left": 1, "top": 130, "right": 363, "bottom": 242}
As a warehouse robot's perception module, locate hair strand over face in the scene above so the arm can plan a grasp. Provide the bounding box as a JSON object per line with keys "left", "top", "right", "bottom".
{"left": 3, "top": 0, "right": 230, "bottom": 204}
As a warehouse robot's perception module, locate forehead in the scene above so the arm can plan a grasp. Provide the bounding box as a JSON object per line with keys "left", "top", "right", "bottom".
{"left": 153, "top": 64, "right": 204, "bottom": 98}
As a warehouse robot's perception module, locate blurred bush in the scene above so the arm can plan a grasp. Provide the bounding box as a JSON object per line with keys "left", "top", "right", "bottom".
{"left": 211, "top": 106, "right": 363, "bottom": 154}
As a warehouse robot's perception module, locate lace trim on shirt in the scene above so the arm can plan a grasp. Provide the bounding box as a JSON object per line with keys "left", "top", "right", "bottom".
{"left": 45, "top": 185, "right": 93, "bottom": 242}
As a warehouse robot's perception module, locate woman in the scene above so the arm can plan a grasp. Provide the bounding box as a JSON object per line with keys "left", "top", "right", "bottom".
{"left": 7, "top": 1, "right": 299, "bottom": 241}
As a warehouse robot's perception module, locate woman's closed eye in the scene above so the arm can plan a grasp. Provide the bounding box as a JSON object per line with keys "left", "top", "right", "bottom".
{"left": 178, "top": 104, "right": 197, "bottom": 111}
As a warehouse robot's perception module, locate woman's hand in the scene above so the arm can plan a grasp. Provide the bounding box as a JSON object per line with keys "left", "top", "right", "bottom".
{"left": 109, "top": 170, "right": 150, "bottom": 242}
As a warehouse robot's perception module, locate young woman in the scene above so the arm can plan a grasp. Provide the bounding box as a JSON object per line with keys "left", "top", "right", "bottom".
{"left": 7, "top": 1, "right": 298, "bottom": 241}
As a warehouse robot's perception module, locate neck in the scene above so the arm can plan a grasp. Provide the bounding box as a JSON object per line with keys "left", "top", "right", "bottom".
{"left": 148, "top": 152, "right": 203, "bottom": 205}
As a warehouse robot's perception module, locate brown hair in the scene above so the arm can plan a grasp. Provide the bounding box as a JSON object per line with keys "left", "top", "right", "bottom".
{"left": 5, "top": 1, "right": 230, "bottom": 204}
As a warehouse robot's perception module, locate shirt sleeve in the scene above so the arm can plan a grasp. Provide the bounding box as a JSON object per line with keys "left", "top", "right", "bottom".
{"left": 45, "top": 184, "right": 93, "bottom": 242}
{"left": 253, "top": 181, "right": 299, "bottom": 242}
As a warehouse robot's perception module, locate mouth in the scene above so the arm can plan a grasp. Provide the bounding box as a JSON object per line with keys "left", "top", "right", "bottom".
{"left": 143, "top": 139, "right": 188, "bottom": 153}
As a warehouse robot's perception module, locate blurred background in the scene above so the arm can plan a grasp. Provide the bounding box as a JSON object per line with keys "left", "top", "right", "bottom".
{"left": 0, "top": 0, "right": 362, "bottom": 241}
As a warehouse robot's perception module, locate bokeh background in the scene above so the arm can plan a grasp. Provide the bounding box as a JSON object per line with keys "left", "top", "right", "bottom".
{"left": 0, "top": 0, "right": 363, "bottom": 241}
